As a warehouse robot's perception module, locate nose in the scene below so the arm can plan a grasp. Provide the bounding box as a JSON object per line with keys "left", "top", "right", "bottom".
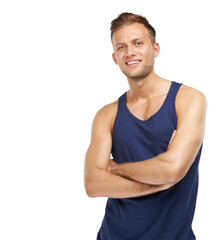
{"left": 126, "top": 45, "right": 136, "bottom": 57}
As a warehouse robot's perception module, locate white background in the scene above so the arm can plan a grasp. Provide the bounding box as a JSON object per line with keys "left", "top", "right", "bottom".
{"left": 0, "top": 0, "right": 220, "bottom": 239}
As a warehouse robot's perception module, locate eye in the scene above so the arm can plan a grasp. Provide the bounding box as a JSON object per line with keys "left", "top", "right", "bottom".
{"left": 136, "top": 42, "right": 142, "bottom": 46}
{"left": 118, "top": 46, "right": 125, "bottom": 50}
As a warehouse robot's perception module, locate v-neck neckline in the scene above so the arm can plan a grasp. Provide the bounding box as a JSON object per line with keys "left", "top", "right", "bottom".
{"left": 123, "top": 81, "right": 173, "bottom": 123}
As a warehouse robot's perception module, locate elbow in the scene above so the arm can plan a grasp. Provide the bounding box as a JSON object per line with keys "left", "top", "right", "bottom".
{"left": 164, "top": 153, "right": 188, "bottom": 184}
{"left": 85, "top": 183, "right": 93, "bottom": 198}
{"left": 167, "top": 166, "right": 186, "bottom": 184}
{"left": 85, "top": 179, "right": 102, "bottom": 198}
{"left": 167, "top": 172, "right": 182, "bottom": 185}
{"left": 84, "top": 181, "right": 97, "bottom": 198}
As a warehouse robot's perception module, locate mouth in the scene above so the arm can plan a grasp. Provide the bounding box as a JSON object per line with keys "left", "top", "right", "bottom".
{"left": 125, "top": 60, "right": 142, "bottom": 67}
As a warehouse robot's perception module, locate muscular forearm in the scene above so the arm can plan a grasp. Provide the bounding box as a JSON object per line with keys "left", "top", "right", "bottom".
{"left": 108, "top": 152, "right": 178, "bottom": 185}
{"left": 86, "top": 167, "right": 173, "bottom": 198}
{"left": 107, "top": 131, "right": 179, "bottom": 185}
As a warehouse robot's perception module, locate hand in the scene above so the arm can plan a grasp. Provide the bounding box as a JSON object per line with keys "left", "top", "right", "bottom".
{"left": 108, "top": 158, "right": 119, "bottom": 175}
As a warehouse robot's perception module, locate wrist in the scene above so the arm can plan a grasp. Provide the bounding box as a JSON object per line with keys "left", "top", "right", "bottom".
{"left": 108, "top": 161, "right": 123, "bottom": 176}
{"left": 114, "top": 163, "right": 128, "bottom": 179}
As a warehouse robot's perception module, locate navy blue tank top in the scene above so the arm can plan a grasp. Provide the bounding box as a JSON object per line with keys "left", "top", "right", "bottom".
{"left": 97, "top": 81, "right": 203, "bottom": 240}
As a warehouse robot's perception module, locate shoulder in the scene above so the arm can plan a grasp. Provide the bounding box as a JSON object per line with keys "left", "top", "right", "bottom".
{"left": 176, "top": 84, "right": 207, "bottom": 117}
{"left": 177, "top": 84, "right": 206, "bottom": 100}
{"left": 93, "top": 99, "right": 119, "bottom": 132}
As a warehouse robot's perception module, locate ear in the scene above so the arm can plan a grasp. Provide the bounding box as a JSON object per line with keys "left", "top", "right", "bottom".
{"left": 112, "top": 53, "right": 118, "bottom": 65}
{"left": 153, "top": 42, "right": 160, "bottom": 57}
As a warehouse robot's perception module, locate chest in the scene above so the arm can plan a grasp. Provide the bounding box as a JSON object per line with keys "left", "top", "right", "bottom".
{"left": 126, "top": 94, "right": 167, "bottom": 121}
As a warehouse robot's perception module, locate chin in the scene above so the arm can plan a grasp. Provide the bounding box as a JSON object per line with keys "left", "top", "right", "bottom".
{"left": 124, "top": 71, "right": 152, "bottom": 80}
{"left": 121, "top": 66, "right": 153, "bottom": 80}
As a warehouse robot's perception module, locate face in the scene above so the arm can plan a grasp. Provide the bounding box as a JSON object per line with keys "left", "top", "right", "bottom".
{"left": 112, "top": 23, "right": 160, "bottom": 81}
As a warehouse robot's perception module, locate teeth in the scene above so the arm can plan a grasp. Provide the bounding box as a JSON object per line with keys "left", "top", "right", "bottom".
{"left": 127, "top": 61, "right": 140, "bottom": 65}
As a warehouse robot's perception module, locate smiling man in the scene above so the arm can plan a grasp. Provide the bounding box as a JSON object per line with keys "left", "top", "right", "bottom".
{"left": 84, "top": 12, "right": 207, "bottom": 240}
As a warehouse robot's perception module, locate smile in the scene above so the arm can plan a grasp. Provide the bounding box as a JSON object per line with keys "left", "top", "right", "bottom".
{"left": 126, "top": 60, "right": 141, "bottom": 67}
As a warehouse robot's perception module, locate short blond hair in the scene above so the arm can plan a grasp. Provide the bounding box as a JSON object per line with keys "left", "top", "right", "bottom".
{"left": 110, "top": 12, "right": 156, "bottom": 44}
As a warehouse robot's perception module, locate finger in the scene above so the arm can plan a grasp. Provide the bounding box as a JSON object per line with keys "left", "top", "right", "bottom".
{"left": 171, "top": 130, "right": 176, "bottom": 139}
{"left": 169, "top": 130, "right": 176, "bottom": 145}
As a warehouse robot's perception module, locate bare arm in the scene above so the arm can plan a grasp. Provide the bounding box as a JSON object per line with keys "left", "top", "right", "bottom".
{"left": 84, "top": 103, "right": 174, "bottom": 198}
{"left": 108, "top": 87, "right": 207, "bottom": 185}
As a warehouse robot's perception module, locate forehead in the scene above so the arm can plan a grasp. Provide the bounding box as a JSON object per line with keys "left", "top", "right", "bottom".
{"left": 112, "top": 22, "right": 151, "bottom": 45}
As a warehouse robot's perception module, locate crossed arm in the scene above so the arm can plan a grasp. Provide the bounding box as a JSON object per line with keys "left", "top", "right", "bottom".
{"left": 108, "top": 89, "right": 207, "bottom": 185}
{"left": 84, "top": 103, "right": 175, "bottom": 199}
{"left": 84, "top": 88, "right": 207, "bottom": 198}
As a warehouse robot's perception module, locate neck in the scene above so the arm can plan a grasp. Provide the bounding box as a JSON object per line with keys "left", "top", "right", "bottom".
{"left": 127, "top": 70, "right": 163, "bottom": 101}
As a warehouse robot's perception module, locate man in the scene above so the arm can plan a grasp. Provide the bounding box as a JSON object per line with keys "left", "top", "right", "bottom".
{"left": 84, "top": 12, "right": 207, "bottom": 240}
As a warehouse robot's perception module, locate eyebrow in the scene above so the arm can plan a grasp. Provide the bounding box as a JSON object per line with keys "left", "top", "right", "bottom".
{"left": 115, "top": 42, "right": 124, "bottom": 48}
{"left": 115, "top": 38, "right": 144, "bottom": 48}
